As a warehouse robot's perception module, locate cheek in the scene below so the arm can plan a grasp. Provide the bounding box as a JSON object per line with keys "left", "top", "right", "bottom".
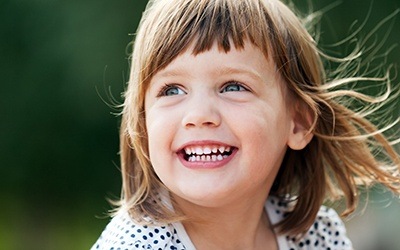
{"left": 232, "top": 106, "right": 291, "bottom": 158}
{"left": 145, "top": 115, "right": 180, "bottom": 189}
{"left": 147, "top": 120, "right": 165, "bottom": 156}
{"left": 146, "top": 111, "right": 162, "bottom": 159}
{"left": 146, "top": 109, "right": 179, "bottom": 161}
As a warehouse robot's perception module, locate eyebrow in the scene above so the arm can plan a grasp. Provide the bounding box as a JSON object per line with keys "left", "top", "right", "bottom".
{"left": 214, "top": 66, "right": 263, "bottom": 82}
{"left": 155, "top": 66, "right": 264, "bottom": 82}
{"left": 155, "top": 68, "right": 189, "bottom": 78}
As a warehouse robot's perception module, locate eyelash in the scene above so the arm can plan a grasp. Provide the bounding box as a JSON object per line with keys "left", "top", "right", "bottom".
{"left": 156, "top": 81, "right": 249, "bottom": 97}
{"left": 156, "top": 84, "right": 185, "bottom": 97}
{"left": 220, "top": 81, "right": 249, "bottom": 93}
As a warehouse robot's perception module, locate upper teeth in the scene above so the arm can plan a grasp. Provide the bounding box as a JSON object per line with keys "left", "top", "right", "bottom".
{"left": 185, "top": 145, "right": 231, "bottom": 155}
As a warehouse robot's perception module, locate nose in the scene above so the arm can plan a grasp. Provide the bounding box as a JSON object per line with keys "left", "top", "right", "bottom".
{"left": 181, "top": 95, "right": 221, "bottom": 128}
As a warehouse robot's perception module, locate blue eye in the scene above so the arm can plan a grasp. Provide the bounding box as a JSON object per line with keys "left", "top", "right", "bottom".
{"left": 221, "top": 82, "right": 248, "bottom": 93}
{"left": 158, "top": 84, "right": 186, "bottom": 96}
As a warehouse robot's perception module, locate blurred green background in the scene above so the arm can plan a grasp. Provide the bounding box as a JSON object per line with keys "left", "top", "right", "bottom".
{"left": 0, "top": 0, "right": 399, "bottom": 249}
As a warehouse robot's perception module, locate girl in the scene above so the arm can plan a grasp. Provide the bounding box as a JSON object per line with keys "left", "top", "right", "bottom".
{"left": 91, "top": 0, "right": 400, "bottom": 249}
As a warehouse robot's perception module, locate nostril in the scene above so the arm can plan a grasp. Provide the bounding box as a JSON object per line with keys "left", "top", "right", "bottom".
{"left": 181, "top": 104, "right": 221, "bottom": 128}
{"left": 203, "top": 121, "right": 216, "bottom": 126}
{"left": 183, "top": 120, "right": 219, "bottom": 128}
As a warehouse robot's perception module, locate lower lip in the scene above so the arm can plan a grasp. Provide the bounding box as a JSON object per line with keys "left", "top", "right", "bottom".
{"left": 177, "top": 150, "right": 237, "bottom": 170}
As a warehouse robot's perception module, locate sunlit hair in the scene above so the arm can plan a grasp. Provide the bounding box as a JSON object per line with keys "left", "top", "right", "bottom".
{"left": 117, "top": 0, "right": 400, "bottom": 236}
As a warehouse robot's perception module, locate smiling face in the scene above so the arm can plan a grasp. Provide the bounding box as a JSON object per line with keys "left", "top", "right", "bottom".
{"left": 145, "top": 41, "right": 307, "bottom": 209}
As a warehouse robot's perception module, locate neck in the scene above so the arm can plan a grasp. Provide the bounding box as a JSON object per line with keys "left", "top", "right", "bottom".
{"left": 173, "top": 193, "right": 278, "bottom": 250}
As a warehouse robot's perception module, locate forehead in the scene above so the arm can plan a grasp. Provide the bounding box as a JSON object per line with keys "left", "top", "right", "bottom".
{"left": 152, "top": 40, "right": 274, "bottom": 81}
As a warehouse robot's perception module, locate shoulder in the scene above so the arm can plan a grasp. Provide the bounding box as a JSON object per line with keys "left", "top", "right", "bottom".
{"left": 90, "top": 210, "right": 185, "bottom": 250}
{"left": 286, "top": 206, "right": 353, "bottom": 249}
{"left": 267, "top": 197, "right": 353, "bottom": 250}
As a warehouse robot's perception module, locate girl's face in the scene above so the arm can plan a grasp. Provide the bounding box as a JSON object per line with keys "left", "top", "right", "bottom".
{"left": 145, "top": 41, "right": 303, "bottom": 208}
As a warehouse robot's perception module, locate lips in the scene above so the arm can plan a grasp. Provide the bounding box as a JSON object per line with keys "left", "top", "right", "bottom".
{"left": 177, "top": 142, "right": 237, "bottom": 166}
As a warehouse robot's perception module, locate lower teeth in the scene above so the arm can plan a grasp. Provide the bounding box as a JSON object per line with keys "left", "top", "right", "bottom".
{"left": 188, "top": 154, "right": 227, "bottom": 162}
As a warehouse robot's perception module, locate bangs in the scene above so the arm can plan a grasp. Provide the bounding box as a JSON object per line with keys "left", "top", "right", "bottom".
{"left": 140, "top": 0, "right": 276, "bottom": 77}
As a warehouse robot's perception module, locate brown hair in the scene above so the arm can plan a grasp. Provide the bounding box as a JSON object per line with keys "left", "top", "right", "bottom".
{"left": 117, "top": 0, "right": 400, "bottom": 236}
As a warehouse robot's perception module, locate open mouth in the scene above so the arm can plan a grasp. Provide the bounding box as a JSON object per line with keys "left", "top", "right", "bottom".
{"left": 180, "top": 145, "right": 236, "bottom": 162}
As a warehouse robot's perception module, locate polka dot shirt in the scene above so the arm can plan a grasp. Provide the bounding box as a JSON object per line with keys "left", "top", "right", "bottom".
{"left": 266, "top": 197, "right": 352, "bottom": 249}
{"left": 91, "top": 196, "right": 352, "bottom": 250}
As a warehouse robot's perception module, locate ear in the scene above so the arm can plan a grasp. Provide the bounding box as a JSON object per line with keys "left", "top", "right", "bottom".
{"left": 287, "top": 102, "right": 314, "bottom": 150}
